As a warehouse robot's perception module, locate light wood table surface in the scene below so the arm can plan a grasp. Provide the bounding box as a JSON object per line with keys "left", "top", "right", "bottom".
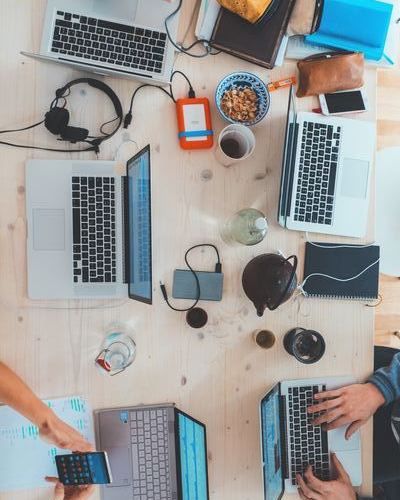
{"left": 0, "top": 1, "right": 377, "bottom": 499}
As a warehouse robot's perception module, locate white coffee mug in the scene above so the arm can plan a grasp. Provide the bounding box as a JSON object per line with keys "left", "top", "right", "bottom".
{"left": 215, "top": 124, "right": 256, "bottom": 167}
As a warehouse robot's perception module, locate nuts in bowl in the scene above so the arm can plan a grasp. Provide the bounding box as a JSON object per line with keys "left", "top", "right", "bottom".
{"left": 215, "top": 72, "right": 271, "bottom": 127}
{"left": 220, "top": 86, "right": 258, "bottom": 123}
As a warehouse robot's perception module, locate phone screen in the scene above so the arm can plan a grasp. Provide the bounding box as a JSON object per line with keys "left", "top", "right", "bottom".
{"left": 325, "top": 91, "right": 365, "bottom": 113}
{"left": 56, "top": 452, "right": 112, "bottom": 485}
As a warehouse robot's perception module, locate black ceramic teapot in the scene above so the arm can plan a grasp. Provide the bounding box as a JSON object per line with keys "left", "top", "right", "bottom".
{"left": 242, "top": 253, "right": 298, "bottom": 316}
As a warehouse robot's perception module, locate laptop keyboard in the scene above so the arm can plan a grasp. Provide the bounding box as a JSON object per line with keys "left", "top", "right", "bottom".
{"left": 51, "top": 11, "right": 166, "bottom": 74}
{"left": 130, "top": 408, "right": 171, "bottom": 500}
{"left": 288, "top": 385, "right": 330, "bottom": 485}
{"left": 294, "top": 122, "right": 341, "bottom": 225}
{"left": 72, "top": 176, "right": 116, "bottom": 284}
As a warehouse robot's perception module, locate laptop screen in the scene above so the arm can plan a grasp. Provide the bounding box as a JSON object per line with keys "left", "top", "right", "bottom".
{"left": 278, "top": 86, "right": 297, "bottom": 226}
{"left": 261, "top": 385, "right": 284, "bottom": 500}
{"left": 127, "top": 145, "right": 152, "bottom": 303}
{"left": 177, "top": 411, "right": 209, "bottom": 500}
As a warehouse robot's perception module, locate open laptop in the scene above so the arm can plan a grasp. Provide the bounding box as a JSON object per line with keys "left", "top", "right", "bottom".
{"left": 260, "top": 377, "right": 362, "bottom": 500}
{"left": 21, "top": 0, "right": 180, "bottom": 85}
{"left": 278, "top": 86, "right": 376, "bottom": 238}
{"left": 94, "top": 404, "right": 209, "bottom": 500}
{"left": 26, "top": 145, "right": 152, "bottom": 300}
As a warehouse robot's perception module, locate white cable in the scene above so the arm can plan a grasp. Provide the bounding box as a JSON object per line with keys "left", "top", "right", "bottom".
{"left": 298, "top": 258, "right": 380, "bottom": 296}
{"left": 305, "top": 231, "right": 377, "bottom": 250}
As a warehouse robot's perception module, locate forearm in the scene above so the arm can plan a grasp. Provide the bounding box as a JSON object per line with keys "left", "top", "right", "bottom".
{"left": 368, "top": 352, "right": 400, "bottom": 404}
{"left": 0, "top": 361, "right": 52, "bottom": 427}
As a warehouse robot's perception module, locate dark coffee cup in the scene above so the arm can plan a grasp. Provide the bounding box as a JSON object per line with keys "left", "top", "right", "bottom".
{"left": 284, "top": 328, "right": 326, "bottom": 364}
{"left": 186, "top": 308, "right": 208, "bottom": 329}
{"left": 253, "top": 330, "right": 276, "bottom": 349}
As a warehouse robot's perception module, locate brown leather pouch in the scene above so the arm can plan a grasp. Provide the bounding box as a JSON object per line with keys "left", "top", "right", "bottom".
{"left": 296, "top": 51, "right": 364, "bottom": 98}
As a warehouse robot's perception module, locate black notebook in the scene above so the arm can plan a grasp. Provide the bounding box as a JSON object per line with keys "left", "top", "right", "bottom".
{"left": 303, "top": 242, "right": 380, "bottom": 300}
{"left": 210, "top": 0, "right": 296, "bottom": 69}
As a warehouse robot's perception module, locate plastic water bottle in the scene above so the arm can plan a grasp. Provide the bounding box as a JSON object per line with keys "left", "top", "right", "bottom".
{"left": 221, "top": 208, "right": 268, "bottom": 246}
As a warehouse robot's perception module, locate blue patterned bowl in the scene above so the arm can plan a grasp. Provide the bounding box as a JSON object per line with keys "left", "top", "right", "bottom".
{"left": 215, "top": 72, "right": 270, "bottom": 127}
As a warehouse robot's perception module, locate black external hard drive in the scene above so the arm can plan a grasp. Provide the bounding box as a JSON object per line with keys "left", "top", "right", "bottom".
{"left": 172, "top": 270, "right": 224, "bottom": 301}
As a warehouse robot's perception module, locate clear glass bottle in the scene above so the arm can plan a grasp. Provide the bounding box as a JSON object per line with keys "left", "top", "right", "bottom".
{"left": 95, "top": 323, "right": 136, "bottom": 376}
{"left": 221, "top": 208, "right": 268, "bottom": 246}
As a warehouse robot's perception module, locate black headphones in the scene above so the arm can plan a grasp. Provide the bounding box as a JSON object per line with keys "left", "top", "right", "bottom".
{"left": 0, "top": 78, "right": 123, "bottom": 153}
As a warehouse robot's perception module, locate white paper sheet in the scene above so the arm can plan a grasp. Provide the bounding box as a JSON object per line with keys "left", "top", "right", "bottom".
{"left": 0, "top": 396, "right": 94, "bottom": 492}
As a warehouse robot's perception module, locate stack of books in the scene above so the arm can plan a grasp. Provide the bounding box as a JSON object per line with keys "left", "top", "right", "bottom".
{"left": 195, "top": 0, "right": 399, "bottom": 68}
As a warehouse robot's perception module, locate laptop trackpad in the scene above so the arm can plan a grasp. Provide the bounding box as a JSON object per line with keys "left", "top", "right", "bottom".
{"left": 105, "top": 447, "right": 132, "bottom": 487}
{"left": 330, "top": 427, "right": 360, "bottom": 451}
{"left": 340, "top": 158, "right": 370, "bottom": 199}
{"left": 33, "top": 209, "right": 65, "bottom": 250}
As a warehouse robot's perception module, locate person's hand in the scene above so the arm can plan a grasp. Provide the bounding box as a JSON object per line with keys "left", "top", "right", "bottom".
{"left": 46, "top": 477, "right": 95, "bottom": 500}
{"left": 39, "top": 411, "right": 93, "bottom": 452}
{"left": 297, "top": 454, "right": 356, "bottom": 500}
{"left": 307, "top": 383, "right": 385, "bottom": 439}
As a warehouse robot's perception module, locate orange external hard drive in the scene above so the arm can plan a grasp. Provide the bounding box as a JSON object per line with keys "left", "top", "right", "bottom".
{"left": 176, "top": 97, "right": 213, "bottom": 150}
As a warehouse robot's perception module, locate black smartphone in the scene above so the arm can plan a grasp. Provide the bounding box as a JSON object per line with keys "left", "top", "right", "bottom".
{"left": 55, "top": 452, "right": 113, "bottom": 485}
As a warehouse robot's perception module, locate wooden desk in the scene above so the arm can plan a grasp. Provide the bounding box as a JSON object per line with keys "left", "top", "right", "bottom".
{"left": 0, "top": 1, "right": 376, "bottom": 499}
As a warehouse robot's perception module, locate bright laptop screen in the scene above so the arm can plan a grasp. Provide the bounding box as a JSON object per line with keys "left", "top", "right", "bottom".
{"left": 127, "top": 145, "right": 152, "bottom": 303}
{"left": 177, "top": 412, "right": 208, "bottom": 500}
{"left": 261, "top": 385, "right": 284, "bottom": 500}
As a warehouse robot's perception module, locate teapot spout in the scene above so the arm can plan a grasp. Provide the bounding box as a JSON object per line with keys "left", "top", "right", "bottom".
{"left": 256, "top": 304, "right": 266, "bottom": 317}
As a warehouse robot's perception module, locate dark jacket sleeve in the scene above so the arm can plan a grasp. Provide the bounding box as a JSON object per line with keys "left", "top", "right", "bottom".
{"left": 368, "top": 352, "right": 400, "bottom": 404}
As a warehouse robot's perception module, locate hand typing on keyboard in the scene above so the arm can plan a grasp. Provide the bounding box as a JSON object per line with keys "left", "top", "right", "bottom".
{"left": 296, "top": 454, "right": 356, "bottom": 500}
{"left": 307, "top": 383, "right": 385, "bottom": 439}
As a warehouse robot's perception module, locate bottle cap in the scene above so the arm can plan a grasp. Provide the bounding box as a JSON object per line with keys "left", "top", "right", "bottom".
{"left": 254, "top": 217, "right": 267, "bottom": 231}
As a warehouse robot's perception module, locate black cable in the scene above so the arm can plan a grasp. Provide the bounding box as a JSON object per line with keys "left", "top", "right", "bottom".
{"left": 124, "top": 71, "right": 196, "bottom": 129}
{"left": 124, "top": 83, "right": 175, "bottom": 128}
{"left": 164, "top": 0, "right": 221, "bottom": 58}
{"left": 0, "top": 139, "right": 97, "bottom": 153}
{"left": 170, "top": 70, "right": 195, "bottom": 101}
{"left": 160, "top": 244, "right": 221, "bottom": 312}
{"left": 0, "top": 119, "right": 45, "bottom": 134}
{"left": 99, "top": 115, "right": 120, "bottom": 136}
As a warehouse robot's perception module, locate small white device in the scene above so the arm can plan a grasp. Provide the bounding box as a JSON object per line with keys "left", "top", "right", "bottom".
{"left": 319, "top": 89, "right": 368, "bottom": 116}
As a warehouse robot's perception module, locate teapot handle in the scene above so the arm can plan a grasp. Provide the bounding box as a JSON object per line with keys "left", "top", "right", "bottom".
{"left": 268, "top": 255, "right": 298, "bottom": 311}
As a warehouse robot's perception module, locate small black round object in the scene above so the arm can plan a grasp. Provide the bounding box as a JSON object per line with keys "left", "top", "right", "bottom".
{"left": 283, "top": 328, "right": 326, "bottom": 364}
{"left": 186, "top": 308, "right": 208, "bottom": 329}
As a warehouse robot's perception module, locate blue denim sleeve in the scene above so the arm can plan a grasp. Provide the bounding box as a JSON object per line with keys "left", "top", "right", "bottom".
{"left": 368, "top": 352, "right": 400, "bottom": 404}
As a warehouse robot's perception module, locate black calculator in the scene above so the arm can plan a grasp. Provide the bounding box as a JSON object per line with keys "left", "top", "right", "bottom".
{"left": 55, "top": 452, "right": 112, "bottom": 485}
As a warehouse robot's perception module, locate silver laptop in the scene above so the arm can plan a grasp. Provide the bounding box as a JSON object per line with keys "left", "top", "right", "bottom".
{"left": 25, "top": 145, "right": 152, "bottom": 300}
{"left": 21, "top": 0, "right": 180, "bottom": 85}
{"left": 94, "top": 404, "right": 210, "bottom": 500}
{"left": 278, "top": 86, "right": 376, "bottom": 238}
{"left": 260, "top": 376, "right": 362, "bottom": 500}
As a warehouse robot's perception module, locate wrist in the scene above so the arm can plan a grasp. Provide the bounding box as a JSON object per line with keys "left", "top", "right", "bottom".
{"left": 366, "top": 382, "right": 386, "bottom": 410}
{"left": 33, "top": 403, "right": 55, "bottom": 430}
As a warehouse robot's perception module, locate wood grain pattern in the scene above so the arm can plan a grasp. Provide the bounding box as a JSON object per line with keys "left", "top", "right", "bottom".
{"left": 0, "top": 1, "right": 378, "bottom": 498}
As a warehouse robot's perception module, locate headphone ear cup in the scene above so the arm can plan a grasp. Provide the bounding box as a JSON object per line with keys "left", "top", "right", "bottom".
{"left": 60, "top": 126, "right": 89, "bottom": 143}
{"left": 45, "top": 107, "right": 70, "bottom": 135}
